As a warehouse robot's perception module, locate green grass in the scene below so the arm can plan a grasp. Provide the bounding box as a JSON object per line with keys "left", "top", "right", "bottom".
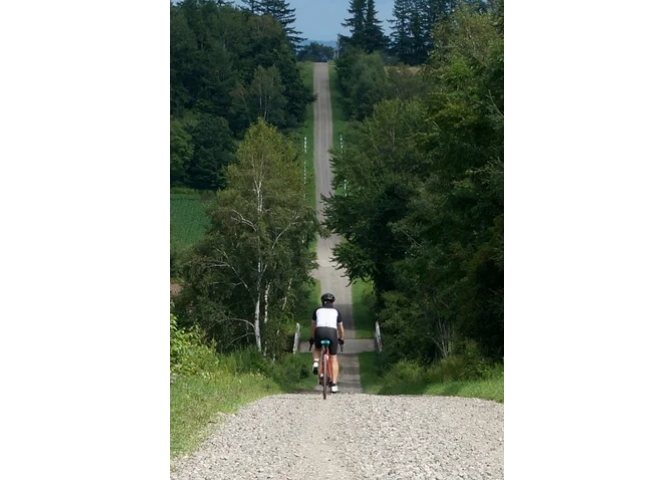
{"left": 351, "top": 279, "right": 375, "bottom": 339}
{"left": 299, "top": 61, "right": 316, "bottom": 211}
{"left": 170, "top": 194, "right": 210, "bottom": 253}
{"left": 328, "top": 62, "right": 348, "bottom": 197}
{"left": 296, "top": 278, "right": 322, "bottom": 340}
{"left": 171, "top": 372, "right": 280, "bottom": 458}
{"left": 357, "top": 352, "right": 504, "bottom": 403}
{"left": 288, "top": 352, "right": 321, "bottom": 390}
{"left": 171, "top": 351, "right": 318, "bottom": 459}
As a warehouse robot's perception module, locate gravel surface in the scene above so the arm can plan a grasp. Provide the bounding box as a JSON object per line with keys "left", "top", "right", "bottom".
{"left": 170, "top": 394, "right": 504, "bottom": 479}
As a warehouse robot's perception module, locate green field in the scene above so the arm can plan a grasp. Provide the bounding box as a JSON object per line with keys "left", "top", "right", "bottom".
{"left": 171, "top": 194, "right": 210, "bottom": 252}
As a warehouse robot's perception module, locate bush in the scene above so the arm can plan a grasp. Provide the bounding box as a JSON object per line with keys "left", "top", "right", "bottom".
{"left": 378, "top": 339, "right": 502, "bottom": 386}
{"left": 170, "top": 312, "right": 219, "bottom": 377}
{"left": 269, "top": 354, "right": 311, "bottom": 388}
{"left": 209, "top": 346, "right": 310, "bottom": 392}
{"left": 383, "top": 360, "right": 428, "bottom": 385}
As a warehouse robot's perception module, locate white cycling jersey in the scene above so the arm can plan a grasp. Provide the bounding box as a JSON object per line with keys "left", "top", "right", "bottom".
{"left": 312, "top": 305, "right": 343, "bottom": 329}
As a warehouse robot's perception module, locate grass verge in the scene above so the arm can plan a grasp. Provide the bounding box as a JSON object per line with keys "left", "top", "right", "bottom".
{"left": 171, "top": 373, "right": 280, "bottom": 458}
{"left": 357, "top": 352, "right": 504, "bottom": 403}
{"left": 299, "top": 61, "right": 316, "bottom": 211}
{"left": 171, "top": 350, "right": 317, "bottom": 460}
{"left": 351, "top": 279, "right": 375, "bottom": 339}
{"left": 328, "top": 62, "right": 347, "bottom": 197}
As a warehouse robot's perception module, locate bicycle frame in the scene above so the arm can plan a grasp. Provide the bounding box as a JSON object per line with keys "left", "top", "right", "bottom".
{"left": 320, "top": 341, "right": 333, "bottom": 399}
{"left": 310, "top": 338, "right": 342, "bottom": 399}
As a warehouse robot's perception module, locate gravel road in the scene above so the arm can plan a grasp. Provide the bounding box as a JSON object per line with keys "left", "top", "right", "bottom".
{"left": 171, "top": 394, "right": 504, "bottom": 479}
{"left": 170, "top": 63, "right": 504, "bottom": 479}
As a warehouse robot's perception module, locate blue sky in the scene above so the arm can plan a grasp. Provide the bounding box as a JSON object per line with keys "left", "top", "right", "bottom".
{"left": 290, "top": 0, "right": 394, "bottom": 40}
{"left": 236, "top": 0, "right": 395, "bottom": 41}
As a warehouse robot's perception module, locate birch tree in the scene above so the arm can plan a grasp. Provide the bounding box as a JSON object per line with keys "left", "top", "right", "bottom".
{"left": 178, "top": 120, "right": 317, "bottom": 355}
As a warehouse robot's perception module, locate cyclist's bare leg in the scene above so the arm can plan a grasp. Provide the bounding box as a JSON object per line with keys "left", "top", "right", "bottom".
{"left": 312, "top": 347, "right": 321, "bottom": 374}
{"left": 312, "top": 347, "right": 321, "bottom": 363}
{"left": 331, "top": 354, "right": 339, "bottom": 384}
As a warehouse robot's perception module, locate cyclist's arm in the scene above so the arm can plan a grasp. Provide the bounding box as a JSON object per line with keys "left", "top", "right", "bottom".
{"left": 337, "top": 311, "right": 344, "bottom": 340}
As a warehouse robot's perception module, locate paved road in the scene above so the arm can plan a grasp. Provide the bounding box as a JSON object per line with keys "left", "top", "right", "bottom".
{"left": 306, "top": 62, "right": 376, "bottom": 394}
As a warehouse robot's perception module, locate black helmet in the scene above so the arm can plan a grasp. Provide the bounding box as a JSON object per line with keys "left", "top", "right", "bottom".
{"left": 321, "top": 292, "right": 335, "bottom": 304}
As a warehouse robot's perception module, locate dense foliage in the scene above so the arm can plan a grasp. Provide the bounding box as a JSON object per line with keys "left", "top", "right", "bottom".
{"left": 297, "top": 42, "right": 336, "bottom": 62}
{"left": 170, "top": 0, "right": 313, "bottom": 191}
{"left": 335, "top": 47, "right": 430, "bottom": 122}
{"left": 389, "top": 0, "right": 454, "bottom": 64}
{"left": 339, "top": 0, "right": 389, "bottom": 54}
{"left": 326, "top": 1, "right": 504, "bottom": 364}
{"left": 173, "top": 120, "right": 318, "bottom": 358}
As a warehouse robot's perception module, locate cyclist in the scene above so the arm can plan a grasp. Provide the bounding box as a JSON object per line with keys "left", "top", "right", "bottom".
{"left": 309, "top": 292, "right": 345, "bottom": 393}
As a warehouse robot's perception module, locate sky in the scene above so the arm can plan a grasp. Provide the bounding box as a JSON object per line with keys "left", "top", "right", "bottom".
{"left": 290, "top": 0, "right": 394, "bottom": 41}
{"left": 237, "top": 0, "right": 395, "bottom": 41}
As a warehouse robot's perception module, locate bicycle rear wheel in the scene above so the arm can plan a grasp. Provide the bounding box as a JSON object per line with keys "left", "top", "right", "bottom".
{"left": 321, "top": 350, "right": 328, "bottom": 400}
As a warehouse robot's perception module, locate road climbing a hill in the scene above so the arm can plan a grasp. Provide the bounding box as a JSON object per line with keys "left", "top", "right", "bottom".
{"left": 170, "top": 62, "right": 504, "bottom": 480}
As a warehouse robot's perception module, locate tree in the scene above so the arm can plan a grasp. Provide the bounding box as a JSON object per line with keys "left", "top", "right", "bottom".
{"left": 389, "top": 0, "right": 414, "bottom": 63}
{"left": 177, "top": 120, "right": 318, "bottom": 354}
{"left": 388, "top": 0, "right": 454, "bottom": 64}
{"left": 324, "top": 99, "right": 429, "bottom": 291}
{"left": 259, "top": 0, "right": 305, "bottom": 50}
{"left": 185, "top": 114, "right": 235, "bottom": 190}
{"left": 170, "top": 119, "right": 194, "bottom": 187}
{"left": 341, "top": 0, "right": 366, "bottom": 49}
{"left": 297, "top": 42, "right": 335, "bottom": 62}
{"left": 232, "top": 66, "right": 287, "bottom": 127}
{"left": 364, "top": 0, "right": 388, "bottom": 52}
{"left": 241, "top": 0, "right": 262, "bottom": 14}
{"left": 335, "top": 49, "right": 388, "bottom": 121}
{"left": 170, "top": 1, "right": 312, "bottom": 190}
{"left": 327, "top": 1, "right": 504, "bottom": 362}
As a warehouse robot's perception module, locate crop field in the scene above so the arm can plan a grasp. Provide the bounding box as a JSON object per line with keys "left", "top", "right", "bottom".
{"left": 170, "top": 194, "right": 210, "bottom": 253}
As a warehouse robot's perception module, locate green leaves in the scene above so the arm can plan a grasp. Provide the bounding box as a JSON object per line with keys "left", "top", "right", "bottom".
{"left": 177, "top": 120, "right": 318, "bottom": 357}
{"left": 328, "top": 1, "right": 504, "bottom": 362}
{"left": 170, "top": 1, "right": 312, "bottom": 191}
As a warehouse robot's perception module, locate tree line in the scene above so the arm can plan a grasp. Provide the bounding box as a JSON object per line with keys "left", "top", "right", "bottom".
{"left": 170, "top": 1, "right": 319, "bottom": 359}
{"left": 326, "top": 0, "right": 504, "bottom": 364}
{"left": 173, "top": 119, "right": 318, "bottom": 358}
{"left": 170, "top": 0, "right": 312, "bottom": 191}
{"left": 339, "top": 0, "right": 495, "bottom": 66}
{"left": 170, "top": 0, "right": 504, "bottom": 366}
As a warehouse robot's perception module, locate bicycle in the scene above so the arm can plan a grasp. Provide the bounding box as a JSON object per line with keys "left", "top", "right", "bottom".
{"left": 309, "top": 339, "right": 343, "bottom": 399}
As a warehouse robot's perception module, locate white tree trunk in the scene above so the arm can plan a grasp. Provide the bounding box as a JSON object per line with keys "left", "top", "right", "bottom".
{"left": 264, "top": 282, "right": 270, "bottom": 324}
{"left": 281, "top": 277, "right": 293, "bottom": 311}
{"left": 254, "top": 294, "right": 262, "bottom": 352}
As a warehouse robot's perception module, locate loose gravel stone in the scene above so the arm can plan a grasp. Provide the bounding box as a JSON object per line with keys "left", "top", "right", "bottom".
{"left": 171, "top": 394, "right": 503, "bottom": 480}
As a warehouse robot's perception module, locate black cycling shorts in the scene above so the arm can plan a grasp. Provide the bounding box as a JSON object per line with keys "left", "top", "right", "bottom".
{"left": 314, "top": 327, "right": 339, "bottom": 355}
